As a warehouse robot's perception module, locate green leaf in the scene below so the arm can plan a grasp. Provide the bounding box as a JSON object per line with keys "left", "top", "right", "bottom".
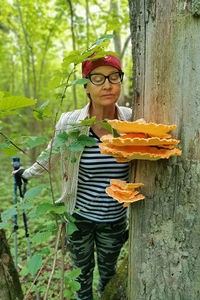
{"left": 1, "top": 207, "right": 17, "bottom": 222}
{"left": 0, "top": 91, "right": 4, "bottom": 100}
{"left": 39, "top": 247, "right": 51, "bottom": 255}
{"left": 64, "top": 290, "right": 73, "bottom": 298}
{"left": 66, "top": 221, "right": 78, "bottom": 236}
{"left": 54, "top": 131, "right": 69, "bottom": 147}
{"left": 0, "top": 96, "right": 37, "bottom": 112}
{"left": 0, "top": 222, "right": 9, "bottom": 229}
{"left": 40, "top": 100, "right": 50, "bottom": 110}
{"left": 2, "top": 146, "right": 18, "bottom": 156}
{"left": 80, "top": 116, "right": 96, "bottom": 126}
{"left": 31, "top": 231, "right": 52, "bottom": 245}
{"left": 97, "top": 121, "right": 120, "bottom": 137}
{"left": 63, "top": 50, "right": 82, "bottom": 65}
{"left": 69, "top": 280, "right": 81, "bottom": 291}
{"left": 20, "top": 266, "right": 28, "bottom": 276}
{"left": 68, "top": 129, "right": 80, "bottom": 139}
{"left": 52, "top": 205, "right": 66, "bottom": 214}
{"left": 27, "top": 255, "right": 43, "bottom": 276}
{"left": 92, "top": 35, "right": 113, "bottom": 46}
{"left": 0, "top": 111, "right": 19, "bottom": 117}
{"left": 24, "top": 185, "right": 46, "bottom": 200}
{"left": 35, "top": 203, "right": 54, "bottom": 215}
{"left": 113, "top": 128, "right": 120, "bottom": 138}
{"left": 67, "top": 268, "right": 81, "bottom": 280}
{"left": 68, "top": 141, "right": 84, "bottom": 152}
{"left": 97, "top": 121, "right": 113, "bottom": 133}
{"left": 71, "top": 156, "right": 77, "bottom": 163}
{"left": 33, "top": 100, "right": 51, "bottom": 120}
{"left": 78, "top": 135, "right": 96, "bottom": 147}
{"left": 70, "top": 78, "right": 89, "bottom": 85}
{"left": 20, "top": 202, "right": 33, "bottom": 211}
{"left": 25, "top": 136, "right": 48, "bottom": 149}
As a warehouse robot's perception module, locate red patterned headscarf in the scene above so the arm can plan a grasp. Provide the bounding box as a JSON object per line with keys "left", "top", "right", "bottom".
{"left": 82, "top": 54, "right": 122, "bottom": 78}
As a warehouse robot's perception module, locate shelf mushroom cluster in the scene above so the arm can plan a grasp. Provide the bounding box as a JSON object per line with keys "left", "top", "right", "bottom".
{"left": 106, "top": 179, "right": 145, "bottom": 207}
{"left": 99, "top": 119, "right": 182, "bottom": 162}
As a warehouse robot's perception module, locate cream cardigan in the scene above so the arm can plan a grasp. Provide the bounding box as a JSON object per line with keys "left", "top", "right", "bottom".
{"left": 23, "top": 103, "right": 132, "bottom": 214}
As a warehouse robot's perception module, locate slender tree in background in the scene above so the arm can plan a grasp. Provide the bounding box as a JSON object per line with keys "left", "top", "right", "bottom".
{"left": 66, "top": 0, "right": 78, "bottom": 109}
{"left": 128, "top": 0, "right": 200, "bottom": 299}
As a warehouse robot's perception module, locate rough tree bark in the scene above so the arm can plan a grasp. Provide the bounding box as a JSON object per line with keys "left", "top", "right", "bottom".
{"left": 0, "top": 229, "right": 23, "bottom": 300}
{"left": 128, "top": 0, "right": 200, "bottom": 299}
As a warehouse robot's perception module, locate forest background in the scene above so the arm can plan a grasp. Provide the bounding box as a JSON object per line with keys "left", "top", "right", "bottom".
{"left": 0, "top": 0, "right": 132, "bottom": 299}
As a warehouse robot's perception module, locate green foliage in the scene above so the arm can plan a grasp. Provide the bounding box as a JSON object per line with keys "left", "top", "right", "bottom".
{"left": 24, "top": 184, "right": 47, "bottom": 201}
{"left": 25, "top": 136, "right": 48, "bottom": 149}
{"left": 54, "top": 131, "right": 69, "bottom": 146}
{"left": 1, "top": 206, "right": 17, "bottom": 222}
{"left": 31, "top": 231, "right": 52, "bottom": 245}
{"left": 0, "top": 206, "right": 17, "bottom": 229}
{"left": 27, "top": 254, "right": 43, "bottom": 276}
{"left": 0, "top": 93, "right": 37, "bottom": 116}
{"left": 97, "top": 120, "right": 120, "bottom": 137}
{"left": 0, "top": 1, "right": 131, "bottom": 296}
{"left": 33, "top": 100, "right": 51, "bottom": 120}
{"left": 64, "top": 268, "right": 82, "bottom": 298}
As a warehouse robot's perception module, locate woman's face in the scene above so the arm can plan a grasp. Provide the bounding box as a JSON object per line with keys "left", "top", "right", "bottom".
{"left": 85, "top": 66, "right": 122, "bottom": 107}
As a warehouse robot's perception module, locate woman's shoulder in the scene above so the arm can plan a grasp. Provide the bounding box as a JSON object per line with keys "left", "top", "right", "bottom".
{"left": 56, "top": 105, "right": 89, "bottom": 132}
{"left": 117, "top": 105, "right": 132, "bottom": 121}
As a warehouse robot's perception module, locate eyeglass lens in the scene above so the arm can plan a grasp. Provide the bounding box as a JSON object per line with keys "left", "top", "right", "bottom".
{"left": 89, "top": 72, "right": 123, "bottom": 85}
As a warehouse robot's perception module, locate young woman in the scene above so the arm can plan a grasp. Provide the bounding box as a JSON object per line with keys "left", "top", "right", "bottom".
{"left": 15, "top": 54, "right": 132, "bottom": 299}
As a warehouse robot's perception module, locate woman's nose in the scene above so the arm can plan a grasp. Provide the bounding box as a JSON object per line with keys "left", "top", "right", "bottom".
{"left": 103, "top": 78, "right": 112, "bottom": 89}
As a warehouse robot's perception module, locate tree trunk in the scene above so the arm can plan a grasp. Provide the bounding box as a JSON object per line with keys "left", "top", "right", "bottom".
{"left": 128, "top": 0, "right": 200, "bottom": 299}
{"left": 0, "top": 229, "right": 23, "bottom": 300}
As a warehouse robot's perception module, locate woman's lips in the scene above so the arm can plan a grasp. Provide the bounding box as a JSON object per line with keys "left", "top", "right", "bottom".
{"left": 102, "top": 94, "right": 113, "bottom": 97}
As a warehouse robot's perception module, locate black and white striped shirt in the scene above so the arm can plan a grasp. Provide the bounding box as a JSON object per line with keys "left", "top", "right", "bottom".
{"left": 75, "top": 128, "right": 130, "bottom": 222}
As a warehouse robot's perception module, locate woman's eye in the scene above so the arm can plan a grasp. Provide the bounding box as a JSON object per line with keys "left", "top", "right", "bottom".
{"left": 92, "top": 75, "right": 103, "bottom": 82}
{"left": 110, "top": 74, "right": 119, "bottom": 81}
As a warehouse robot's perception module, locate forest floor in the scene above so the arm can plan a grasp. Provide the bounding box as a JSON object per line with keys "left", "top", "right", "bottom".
{"left": 0, "top": 153, "right": 128, "bottom": 299}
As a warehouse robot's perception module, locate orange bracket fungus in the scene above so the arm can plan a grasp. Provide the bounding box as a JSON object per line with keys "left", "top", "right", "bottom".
{"left": 99, "top": 119, "right": 182, "bottom": 161}
{"left": 106, "top": 179, "right": 145, "bottom": 207}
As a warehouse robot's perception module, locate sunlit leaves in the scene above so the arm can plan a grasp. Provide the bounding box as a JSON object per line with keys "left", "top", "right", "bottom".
{"left": 33, "top": 100, "right": 51, "bottom": 120}
{"left": 70, "top": 78, "right": 89, "bottom": 85}
{"left": 92, "top": 34, "right": 114, "bottom": 46}
{"left": 0, "top": 144, "right": 19, "bottom": 156}
{"left": 0, "top": 94, "right": 37, "bottom": 112}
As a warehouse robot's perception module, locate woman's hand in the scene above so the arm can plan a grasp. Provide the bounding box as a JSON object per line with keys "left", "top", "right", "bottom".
{"left": 11, "top": 166, "right": 24, "bottom": 176}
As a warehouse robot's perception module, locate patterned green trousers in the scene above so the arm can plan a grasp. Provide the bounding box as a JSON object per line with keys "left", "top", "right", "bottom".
{"left": 67, "top": 214, "right": 128, "bottom": 300}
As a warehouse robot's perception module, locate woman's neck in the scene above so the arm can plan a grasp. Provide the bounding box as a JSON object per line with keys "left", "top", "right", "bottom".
{"left": 89, "top": 102, "right": 117, "bottom": 121}
{"left": 89, "top": 102, "right": 118, "bottom": 138}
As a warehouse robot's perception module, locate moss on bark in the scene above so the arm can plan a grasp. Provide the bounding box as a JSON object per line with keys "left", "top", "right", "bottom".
{"left": 100, "top": 254, "right": 128, "bottom": 300}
